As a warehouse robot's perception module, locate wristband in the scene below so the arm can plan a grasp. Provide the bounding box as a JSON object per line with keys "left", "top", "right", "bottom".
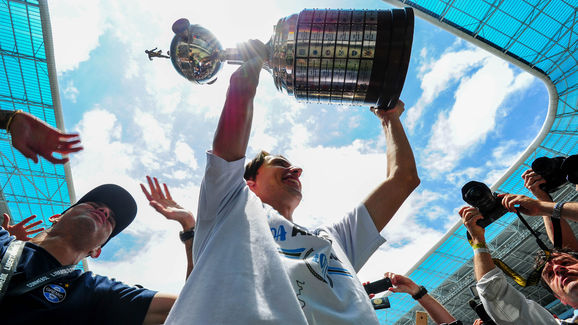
{"left": 474, "top": 247, "right": 490, "bottom": 255}
{"left": 4, "top": 110, "right": 21, "bottom": 132}
{"left": 179, "top": 227, "right": 195, "bottom": 242}
{"left": 412, "top": 285, "right": 428, "bottom": 300}
{"left": 552, "top": 202, "right": 566, "bottom": 219}
{"left": 471, "top": 242, "right": 487, "bottom": 249}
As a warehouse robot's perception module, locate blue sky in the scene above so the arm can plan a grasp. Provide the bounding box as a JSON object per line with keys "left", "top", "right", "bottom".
{"left": 48, "top": 0, "right": 547, "bottom": 300}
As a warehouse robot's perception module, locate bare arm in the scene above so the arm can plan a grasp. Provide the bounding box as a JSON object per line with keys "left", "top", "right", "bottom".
{"left": 521, "top": 169, "right": 578, "bottom": 250}
{"left": 141, "top": 176, "right": 195, "bottom": 279}
{"left": 212, "top": 40, "right": 267, "bottom": 161}
{"left": 459, "top": 207, "right": 495, "bottom": 280}
{"left": 364, "top": 100, "right": 420, "bottom": 231}
{"left": 143, "top": 293, "right": 177, "bottom": 325}
{"left": 386, "top": 272, "right": 456, "bottom": 324}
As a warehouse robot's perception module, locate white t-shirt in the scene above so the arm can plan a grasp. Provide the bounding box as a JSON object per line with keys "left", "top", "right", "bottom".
{"left": 166, "top": 152, "right": 384, "bottom": 324}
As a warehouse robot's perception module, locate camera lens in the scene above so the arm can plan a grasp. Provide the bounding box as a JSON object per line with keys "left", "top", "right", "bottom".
{"left": 462, "top": 181, "right": 495, "bottom": 213}
{"left": 531, "top": 156, "right": 567, "bottom": 192}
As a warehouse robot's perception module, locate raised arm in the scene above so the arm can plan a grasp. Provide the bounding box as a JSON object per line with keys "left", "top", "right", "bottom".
{"left": 519, "top": 169, "right": 578, "bottom": 250}
{"left": 141, "top": 176, "right": 195, "bottom": 279}
{"left": 212, "top": 40, "right": 268, "bottom": 161}
{"left": 459, "top": 207, "right": 495, "bottom": 280}
{"left": 386, "top": 272, "right": 457, "bottom": 324}
{"left": 363, "top": 100, "right": 420, "bottom": 231}
{"left": 0, "top": 109, "right": 82, "bottom": 164}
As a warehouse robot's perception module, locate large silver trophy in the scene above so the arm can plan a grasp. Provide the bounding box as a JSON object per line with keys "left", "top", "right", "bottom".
{"left": 170, "top": 8, "right": 414, "bottom": 109}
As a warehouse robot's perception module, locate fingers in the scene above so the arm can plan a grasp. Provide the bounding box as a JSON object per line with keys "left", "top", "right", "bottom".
{"left": 55, "top": 139, "right": 83, "bottom": 154}
{"left": 163, "top": 183, "right": 173, "bottom": 200}
{"left": 25, "top": 227, "right": 44, "bottom": 235}
{"left": 23, "top": 220, "right": 43, "bottom": 229}
{"left": 153, "top": 177, "right": 165, "bottom": 200}
{"left": 55, "top": 146, "right": 83, "bottom": 154}
{"left": 57, "top": 132, "right": 81, "bottom": 139}
{"left": 140, "top": 183, "right": 153, "bottom": 201}
{"left": 42, "top": 153, "right": 68, "bottom": 164}
{"left": 459, "top": 206, "right": 483, "bottom": 225}
{"left": 19, "top": 215, "right": 38, "bottom": 226}
{"left": 2, "top": 213, "right": 10, "bottom": 228}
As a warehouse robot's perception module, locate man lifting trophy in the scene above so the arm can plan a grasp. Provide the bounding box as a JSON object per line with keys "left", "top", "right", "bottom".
{"left": 169, "top": 8, "right": 414, "bottom": 109}
{"left": 164, "top": 7, "right": 420, "bottom": 325}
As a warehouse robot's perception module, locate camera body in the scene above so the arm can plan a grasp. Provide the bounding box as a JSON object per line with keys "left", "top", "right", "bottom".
{"left": 461, "top": 181, "right": 508, "bottom": 228}
{"left": 531, "top": 154, "right": 578, "bottom": 193}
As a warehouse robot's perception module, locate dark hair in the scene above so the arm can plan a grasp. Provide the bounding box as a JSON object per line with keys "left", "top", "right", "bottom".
{"left": 244, "top": 150, "right": 270, "bottom": 181}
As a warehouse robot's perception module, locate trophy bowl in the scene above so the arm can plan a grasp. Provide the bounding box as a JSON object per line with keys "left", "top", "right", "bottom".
{"left": 170, "top": 8, "right": 414, "bottom": 109}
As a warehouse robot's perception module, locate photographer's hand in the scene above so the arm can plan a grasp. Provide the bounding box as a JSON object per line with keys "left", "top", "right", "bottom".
{"left": 500, "top": 194, "right": 546, "bottom": 216}
{"left": 459, "top": 206, "right": 495, "bottom": 281}
{"left": 521, "top": 169, "right": 551, "bottom": 201}
{"left": 385, "top": 272, "right": 420, "bottom": 295}
{"left": 385, "top": 272, "right": 457, "bottom": 324}
{"left": 459, "top": 207, "right": 486, "bottom": 245}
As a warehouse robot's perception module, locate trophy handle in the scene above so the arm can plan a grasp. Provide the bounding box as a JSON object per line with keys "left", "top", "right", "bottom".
{"left": 221, "top": 40, "right": 273, "bottom": 66}
{"left": 221, "top": 48, "right": 244, "bottom": 65}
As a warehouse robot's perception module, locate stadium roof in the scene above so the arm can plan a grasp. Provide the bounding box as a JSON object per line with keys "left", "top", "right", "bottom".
{"left": 381, "top": 0, "right": 578, "bottom": 324}
{"left": 0, "top": 0, "right": 80, "bottom": 267}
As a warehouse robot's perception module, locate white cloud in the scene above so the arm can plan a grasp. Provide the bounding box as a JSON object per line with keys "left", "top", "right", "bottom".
{"left": 358, "top": 190, "right": 451, "bottom": 282}
{"left": 407, "top": 47, "right": 490, "bottom": 131}
{"left": 174, "top": 140, "right": 199, "bottom": 170}
{"left": 134, "top": 109, "right": 170, "bottom": 153}
{"left": 61, "top": 81, "right": 79, "bottom": 103}
{"left": 422, "top": 55, "right": 534, "bottom": 178}
{"left": 50, "top": 0, "right": 107, "bottom": 72}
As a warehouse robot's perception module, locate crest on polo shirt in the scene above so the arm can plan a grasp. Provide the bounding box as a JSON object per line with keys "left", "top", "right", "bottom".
{"left": 43, "top": 284, "right": 66, "bottom": 303}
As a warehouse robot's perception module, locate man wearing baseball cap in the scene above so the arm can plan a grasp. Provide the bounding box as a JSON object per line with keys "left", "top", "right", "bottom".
{"left": 0, "top": 184, "right": 178, "bottom": 324}
{"left": 0, "top": 109, "right": 178, "bottom": 324}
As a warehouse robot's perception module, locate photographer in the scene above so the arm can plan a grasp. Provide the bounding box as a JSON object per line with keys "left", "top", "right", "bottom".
{"left": 521, "top": 169, "right": 578, "bottom": 250}
{"left": 384, "top": 272, "right": 460, "bottom": 325}
{"left": 460, "top": 206, "right": 578, "bottom": 325}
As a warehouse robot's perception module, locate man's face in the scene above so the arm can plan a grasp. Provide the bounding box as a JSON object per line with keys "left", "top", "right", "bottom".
{"left": 55, "top": 202, "right": 116, "bottom": 249}
{"left": 541, "top": 253, "right": 578, "bottom": 307}
{"left": 249, "top": 155, "right": 303, "bottom": 211}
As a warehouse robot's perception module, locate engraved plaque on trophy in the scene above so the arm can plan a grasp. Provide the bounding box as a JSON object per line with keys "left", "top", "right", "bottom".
{"left": 169, "top": 8, "right": 414, "bottom": 109}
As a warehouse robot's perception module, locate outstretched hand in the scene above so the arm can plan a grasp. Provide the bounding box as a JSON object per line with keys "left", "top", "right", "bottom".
{"left": 385, "top": 272, "right": 420, "bottom": 296}
{"left": 140, "top": 176, "right": 195, "bottom": 229}
{"left": 2, "top": 214, "right": 44, "bottom": 241}
{"left": 9, "top": 112, "right": 82, "bottom": 164}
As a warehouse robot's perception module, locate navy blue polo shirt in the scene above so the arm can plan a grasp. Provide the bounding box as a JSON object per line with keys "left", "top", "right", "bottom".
{"left": 0, "top": 228, "right": 157, "bottom": 325}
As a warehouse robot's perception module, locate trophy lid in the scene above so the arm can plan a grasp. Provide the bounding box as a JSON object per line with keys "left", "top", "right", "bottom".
{"left": 170, "top": 19, "right": 224, "bottom": 85}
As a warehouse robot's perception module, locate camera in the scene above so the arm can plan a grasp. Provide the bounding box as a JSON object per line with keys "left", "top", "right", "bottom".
{"left": 468, "top": 299, "right": 496, "bottom": 325}
{"left": 363, "top": 277, "right": 393, "bottom": 295}
{"left": 461, "top": 181, "right": 507, "bottom": 228}
{"left": 531, "top": 154, "right": 578, "bottom": 193}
